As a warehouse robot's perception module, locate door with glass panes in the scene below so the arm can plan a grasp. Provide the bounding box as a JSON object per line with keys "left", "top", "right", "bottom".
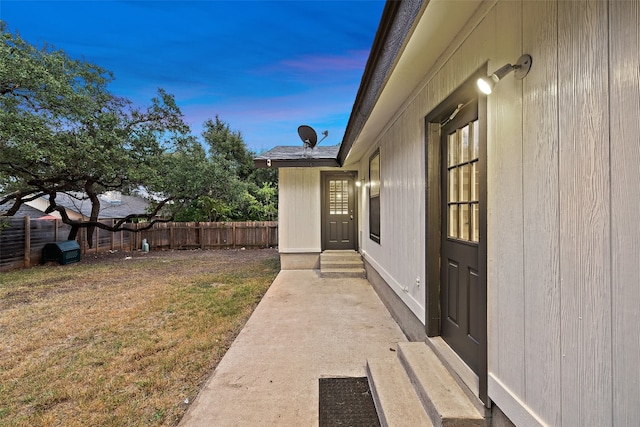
{"left": 322, "top": 172, "right": 356, "bottom": 250}
{"left": 440, "top": 102, "right": 486, "bottom": 382}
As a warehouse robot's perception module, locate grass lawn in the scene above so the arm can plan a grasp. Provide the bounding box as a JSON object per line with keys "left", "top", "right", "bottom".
{"left": 0, "top": 248, "right": 280, "bottom": 426}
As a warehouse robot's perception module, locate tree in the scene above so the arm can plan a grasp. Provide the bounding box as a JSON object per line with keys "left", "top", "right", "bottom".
{"left": 0, "top": 23, "right": 209, "bottom": 245}
{"left": 203, "top": 116, "right": 255, "bottom": 180}
{"left": 170, "top": 114, "right": 280, "bottom": 223}
{"left": 198, "top": 116, "right": 278, "bottom": 222}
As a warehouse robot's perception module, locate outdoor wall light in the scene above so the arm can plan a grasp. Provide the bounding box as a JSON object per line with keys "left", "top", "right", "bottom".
{"left": 477, "top": 54, "right": 532, "bottom": 95}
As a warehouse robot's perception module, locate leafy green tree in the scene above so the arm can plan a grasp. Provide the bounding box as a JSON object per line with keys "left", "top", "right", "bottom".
{"left": 245, "top": 183, "right": 278, "bottom": 221}
{"left": 186, "top": 116, "right": 278, "bottom": 223}
{"left": 0, "top": 23, "right": 209, "bottom": 245}
{"left": 203, "top": 116, "right": 255, "bottom": 180}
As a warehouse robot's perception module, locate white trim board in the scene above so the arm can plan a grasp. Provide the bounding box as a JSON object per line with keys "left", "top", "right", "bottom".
{"left": 363, "top": 251, "right": 426, "bottom": 324}
{"left": 488, "top": 374, "right": 547, "bottom": 427}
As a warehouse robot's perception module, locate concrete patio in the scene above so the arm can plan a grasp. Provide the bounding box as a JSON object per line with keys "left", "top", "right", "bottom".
{"left": 179, "top": 269, "right": 407, "bottom": 426}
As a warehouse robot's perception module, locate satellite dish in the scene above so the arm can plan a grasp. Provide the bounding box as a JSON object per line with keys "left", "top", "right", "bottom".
{"left": 298, "top": 125, "right": 318, "bottom": 149}
{"left": 298, "top": 125, "right": 329, "bottom": 149}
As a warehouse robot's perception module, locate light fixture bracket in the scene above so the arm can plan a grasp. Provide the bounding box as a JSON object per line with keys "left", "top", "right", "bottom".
{"left": 513, "top": 54, "right": 532, "bottom": 80}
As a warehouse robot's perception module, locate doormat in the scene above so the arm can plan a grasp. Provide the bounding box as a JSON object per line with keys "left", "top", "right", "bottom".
{"left": 318, "top": 377, "right": 381, "bottom": 427}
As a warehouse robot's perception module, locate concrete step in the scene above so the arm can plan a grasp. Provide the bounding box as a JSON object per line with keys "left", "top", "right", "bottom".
{"left": 366, "top": 356, "right": 434, "bottom": 427}
{"left": 320, "top": 250, "right": 366, "bottom": 279}
{"left": 321, "top": 250, "right": 362, "bottom": 260}
{"left": 397, "top": 342, "right": 486, "bottom": 427}
{"left": 321, "top": 259, "right": 364, "bottom": 269}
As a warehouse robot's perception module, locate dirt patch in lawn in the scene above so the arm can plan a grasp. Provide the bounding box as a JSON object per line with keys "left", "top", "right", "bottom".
{"left": 0, "top": 248, "right": 280, "bottom": 426}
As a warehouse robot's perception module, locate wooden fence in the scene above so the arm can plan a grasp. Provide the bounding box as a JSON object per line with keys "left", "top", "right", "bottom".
{"left": 0, "top": 217, "right": 278, "bottom": 271}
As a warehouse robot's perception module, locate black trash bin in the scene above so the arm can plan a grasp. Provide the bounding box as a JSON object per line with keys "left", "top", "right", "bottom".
{"left": 42, "top": 240, "right": 81, "bottom": 265}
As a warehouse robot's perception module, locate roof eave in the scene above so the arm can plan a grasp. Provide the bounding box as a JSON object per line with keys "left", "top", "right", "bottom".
{"left": 337, "top": 0, "right": 425, "bottom": 166}
{"left": 254, "top": 158, "right": 340, "bottom": 169}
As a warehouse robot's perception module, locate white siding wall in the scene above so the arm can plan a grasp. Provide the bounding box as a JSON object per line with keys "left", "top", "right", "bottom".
{"left": 521, "top": 2, "right": 561, "bottom": 424}
{"left": 358, "top": 0, "right": 640, "bottom": 425}
{"left": 359, "top": 115, "right": 427, "bottom": 324}
{"left": 278, "top": 168, "right": 322, "bottom": 253}
{"left": 610, "top": 2, "right": 640, "bottom": 424}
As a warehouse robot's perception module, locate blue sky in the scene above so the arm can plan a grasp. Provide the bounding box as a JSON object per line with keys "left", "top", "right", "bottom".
{"left": 0, "top": 0, "right": 385, "bottom": 153}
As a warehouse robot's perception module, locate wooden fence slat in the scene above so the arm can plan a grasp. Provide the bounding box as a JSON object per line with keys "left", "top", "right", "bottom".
{"left": 24, "top": 216, "right": 30, "bottom": 267}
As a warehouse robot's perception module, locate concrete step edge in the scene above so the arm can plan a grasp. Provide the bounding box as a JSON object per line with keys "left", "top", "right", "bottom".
{"left": 320, "top": 267, "right": 366, "bottom": 273}
{"left": 320, "top": 254, "right": 363, "bottom": 261}
{"left": 319, "top": 268, "right": 366, "bottom": 278}
{"left": 366, "top": 356, "right": 434, "bottom": 427}
{"left": 397, "top": 342, "right": 485, "bottom": 427}
{"left": 321, "top": 250, "right": 361, "bottom": 255}
{"left": 321, "top": 260, "right": 364, "bottom": 268}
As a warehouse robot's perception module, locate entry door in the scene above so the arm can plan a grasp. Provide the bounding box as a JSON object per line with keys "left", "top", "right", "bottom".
{"left": 440, "top": 104, "right": 487, "bottom": 383}
{"left": 322, "top": 173, "right": 356, "bottom": 250}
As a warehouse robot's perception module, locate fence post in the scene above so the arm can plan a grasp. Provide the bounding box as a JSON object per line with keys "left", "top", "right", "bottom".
{"left": 24, "top": 216, "right": 31, "bottom": 267}
{"left": 199, "top": 223, "right": 205, "bottom": 250}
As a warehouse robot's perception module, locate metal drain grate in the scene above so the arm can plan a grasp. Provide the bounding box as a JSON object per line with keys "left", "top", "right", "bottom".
{"left": 318, "top": 377, "right": 381, "bottom": 427}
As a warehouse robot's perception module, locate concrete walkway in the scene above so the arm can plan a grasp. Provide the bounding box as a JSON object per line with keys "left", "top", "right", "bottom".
{"left": 179, "top": 269, "right": 407, "bottom": 426}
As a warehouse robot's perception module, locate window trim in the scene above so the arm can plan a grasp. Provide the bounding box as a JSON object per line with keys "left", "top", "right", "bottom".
{"left": 369, "top": 149, "right": 381, "bottom": 243}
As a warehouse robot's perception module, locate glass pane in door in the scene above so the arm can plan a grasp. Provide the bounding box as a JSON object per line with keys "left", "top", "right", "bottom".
{"left": 448, "top": 205, "right": 459, "bottom": 238}
{"left": 459, "top": 204, "right": 470, "bottom": 240}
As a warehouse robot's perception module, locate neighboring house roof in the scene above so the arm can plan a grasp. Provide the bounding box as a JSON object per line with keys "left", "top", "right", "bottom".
{"left": 12, "top": 203, "right": 47, "bottom": 218}
{"left": 254, "top": 145, "right": 340, "bottom": 168}
{"left": 23, "top": 191, "right": 150, "bottom": 220}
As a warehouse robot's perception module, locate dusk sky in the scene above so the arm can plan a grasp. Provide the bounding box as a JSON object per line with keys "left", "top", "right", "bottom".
{"left": 0, "top": 0, "right": 385, "bottom": 153}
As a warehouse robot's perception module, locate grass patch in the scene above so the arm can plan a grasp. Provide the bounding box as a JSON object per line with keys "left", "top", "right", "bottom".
{"left": 0, "top": 249, "right": 280, "bottom": 426}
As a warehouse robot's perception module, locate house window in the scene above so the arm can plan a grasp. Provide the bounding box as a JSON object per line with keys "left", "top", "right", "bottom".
{"left": 447, "top": 120, "right": 479, "bottom": 243}
{"left": 369, "top": 150, "right": 380, "bottom": 243}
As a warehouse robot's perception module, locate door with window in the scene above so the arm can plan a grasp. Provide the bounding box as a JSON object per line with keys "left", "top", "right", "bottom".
{"left": 440, "top": 102, "right": 486, "bottom": 387}
{"left": 322, "top": 172, "right": 357, "bottom": 250}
